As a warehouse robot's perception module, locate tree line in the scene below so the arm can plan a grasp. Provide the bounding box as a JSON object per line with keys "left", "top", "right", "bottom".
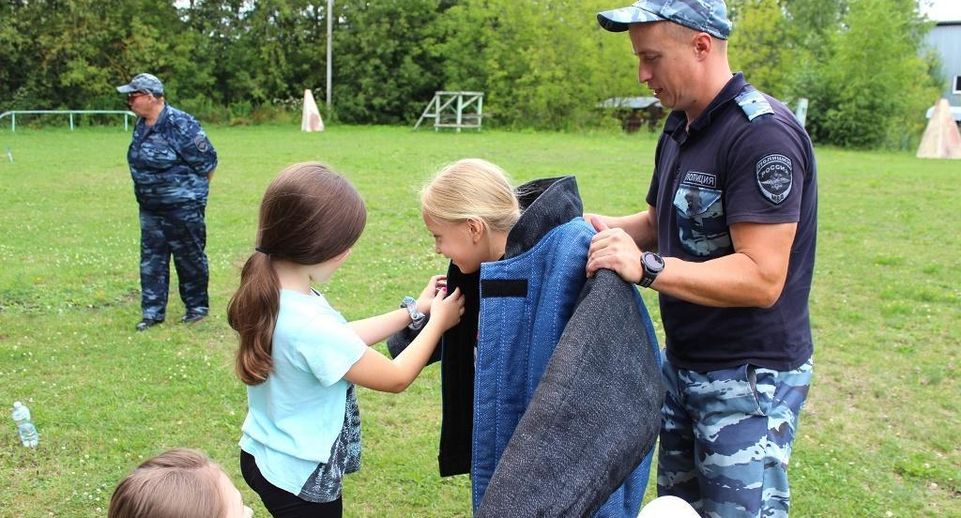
{"left": 0, "top": 0, "right": 942, "bottom": 148}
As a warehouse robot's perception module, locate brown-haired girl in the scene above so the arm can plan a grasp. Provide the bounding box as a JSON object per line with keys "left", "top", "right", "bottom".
{"left": 109, "top": 448, "right": 252, "bottom": 518}
{"left": 228, "top": 162, "right": 464, "bottom": 517}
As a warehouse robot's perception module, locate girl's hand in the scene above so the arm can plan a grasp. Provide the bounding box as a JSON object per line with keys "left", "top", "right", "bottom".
{"left": 416, "top": 275, "right": 447, "bottom": 314}
{"left": 429, "top": 287, "right": 464, "bottom": 331}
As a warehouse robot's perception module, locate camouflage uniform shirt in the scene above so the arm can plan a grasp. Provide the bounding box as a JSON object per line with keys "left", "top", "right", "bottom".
{"left": 127, "top": 105, "right": 217, "bottom": 210}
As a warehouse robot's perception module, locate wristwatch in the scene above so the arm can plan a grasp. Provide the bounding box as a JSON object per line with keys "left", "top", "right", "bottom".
{"left": 401, "top": 296, "right": 426, "bottom": 330}
{"left": 638, "top": 251, "right": 665, "bottom": 288}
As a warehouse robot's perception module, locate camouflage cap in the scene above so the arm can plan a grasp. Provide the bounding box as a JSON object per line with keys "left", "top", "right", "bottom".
{"left": 116, "top": 73, "right": 164, "bottom": 95}
{"left": 597, "top": 0, "right": 732, "bottom": 40}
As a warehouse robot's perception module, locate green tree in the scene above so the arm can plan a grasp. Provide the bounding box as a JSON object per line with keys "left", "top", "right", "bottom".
{"left": 436, "top": 0, "right": 637, "bottom": 129}
{"left": 728, "top": 0, "right": 796, "bottom": 101}
{"left": 181, "top": 0, "right": 258, "bottom": 107}
{"left": 0, "top": 0, "right": 943, "bottom": 145}
{"left": 329, "top": 0, "right": 450, "bottom": 124}
{"left": 239, "top": 0, "right": 330, "bottom": 106}
{"left": 0, "top": 1, "right": 32, "bottom": 110}
{"left": 0, "top": 0, "right": 207, "bottom": 113}
{"left": 783, "top": 0, "right": 847, "bottom": 58}
{"left": 811, "top": 0, "right": 937, "bottom": 148}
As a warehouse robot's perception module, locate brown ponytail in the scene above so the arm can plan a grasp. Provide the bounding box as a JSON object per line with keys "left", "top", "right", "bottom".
{"left": 228, "top": 162, "right": 367, "bottom": 385}
{"left": 228, "top": 253, "right": 280, "bottom": 385}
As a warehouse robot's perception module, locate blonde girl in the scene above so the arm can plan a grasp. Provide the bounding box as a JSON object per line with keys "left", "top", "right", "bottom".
{"left": 411, "top": 159, "right": 661, "bottom": 517}
{"left": 420, "top": 158, "right": 521, "bottom": 274}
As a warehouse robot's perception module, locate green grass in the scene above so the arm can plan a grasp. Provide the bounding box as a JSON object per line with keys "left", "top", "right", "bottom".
{"left": 1, "top": 125, "right": 959, "bottom": 517}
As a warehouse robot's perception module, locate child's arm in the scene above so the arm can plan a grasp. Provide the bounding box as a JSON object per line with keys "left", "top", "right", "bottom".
{"left": 348, "top": 275, "right": 446, "bottom": 345}
{"left": 344, "top": 288, "right": 463, "bottom": 393}
{"left": 347, "top": 308, "right": 414, "bottom": 346}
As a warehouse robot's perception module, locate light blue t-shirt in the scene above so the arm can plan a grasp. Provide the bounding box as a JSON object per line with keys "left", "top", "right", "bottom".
{"left": 240, "top": 289, "right": 367, "bottom": 501}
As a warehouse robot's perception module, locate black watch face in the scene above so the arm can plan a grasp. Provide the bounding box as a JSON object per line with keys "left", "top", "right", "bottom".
{"left": 643, "top": 252, "right": 665, "bottom": 272}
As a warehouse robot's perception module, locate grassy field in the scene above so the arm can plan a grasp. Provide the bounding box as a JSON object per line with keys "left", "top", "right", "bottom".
{"left": 0, "top": 124, "right": 958, "bottom": 517}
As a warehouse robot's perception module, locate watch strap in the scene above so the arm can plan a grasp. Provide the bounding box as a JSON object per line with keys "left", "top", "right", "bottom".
{"left": 638, "top": 273, "right": 655, "bottom": 288}
{"left": 401, "top": 296, "right": 426, "bottom": 330}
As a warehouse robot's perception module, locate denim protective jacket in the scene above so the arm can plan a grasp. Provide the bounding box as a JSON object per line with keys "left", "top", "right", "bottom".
{"left": 390, "top": 176, "right": 663, "bottom": 517}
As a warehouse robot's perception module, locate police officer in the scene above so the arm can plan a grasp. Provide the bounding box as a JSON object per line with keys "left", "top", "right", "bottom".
{"left": 586, "top": 1, "right": 818, "bottom": 517}
{"left": 117, "top": 73, "right": 218, "bottom": 331}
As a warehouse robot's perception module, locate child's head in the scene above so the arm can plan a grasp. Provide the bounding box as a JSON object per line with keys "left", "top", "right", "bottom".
{"left": 229, "top": 162, "right": 366, "bottom": 385}
{"left": 108, "top": 448, "right": 252, "bottom": 518}
{"left": 421, "top": 158, "right": 520, "bottom": 273}
{"left": 257, "top": 161, "right": 367, "bottom": 265}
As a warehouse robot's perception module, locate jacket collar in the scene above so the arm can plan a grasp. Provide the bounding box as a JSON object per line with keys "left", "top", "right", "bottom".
{"left": 505, "top": 176, "right": 583, "bottom": 258}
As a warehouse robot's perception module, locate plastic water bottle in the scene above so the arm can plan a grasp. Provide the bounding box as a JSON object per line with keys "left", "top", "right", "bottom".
{"left": 11, "top": 401, "right": 39, "bottom": 448}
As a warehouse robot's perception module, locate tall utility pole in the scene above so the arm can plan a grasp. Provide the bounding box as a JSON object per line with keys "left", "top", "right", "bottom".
{"left": 326, "top": 0, "right": 333, "bottom": 109}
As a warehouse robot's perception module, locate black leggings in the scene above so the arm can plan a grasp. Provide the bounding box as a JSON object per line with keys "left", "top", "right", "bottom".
{"left": 241, "top": 450, "right": 343, "bottom": 518}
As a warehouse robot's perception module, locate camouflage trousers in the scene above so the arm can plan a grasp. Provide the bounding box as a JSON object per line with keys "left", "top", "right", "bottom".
{"left": 139, "top": 206, "right": 209, "bottom": 320}
{"left": 657, "top": 356, "right": 813, "bottom": 518}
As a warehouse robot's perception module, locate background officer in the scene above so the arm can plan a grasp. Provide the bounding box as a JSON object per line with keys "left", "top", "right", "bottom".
{"left": 117, "top": 73, "right": 218, "bottom": 331}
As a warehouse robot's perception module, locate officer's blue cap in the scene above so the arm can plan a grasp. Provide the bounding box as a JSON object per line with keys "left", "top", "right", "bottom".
{"left": 116, "top": 73, "right": 164, "bottom": 95}
{"left": 597, "top": 0, "right": 732, "bottom": 40}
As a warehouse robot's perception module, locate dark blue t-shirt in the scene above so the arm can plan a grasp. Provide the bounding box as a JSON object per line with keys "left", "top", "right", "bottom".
{"left": 647, "top": 73, "right": 817, "bottom": 371}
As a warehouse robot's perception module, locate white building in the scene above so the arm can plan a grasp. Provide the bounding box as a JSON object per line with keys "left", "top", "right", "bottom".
{"left": 923, "top": 5, "right": 961, "bottom": 120}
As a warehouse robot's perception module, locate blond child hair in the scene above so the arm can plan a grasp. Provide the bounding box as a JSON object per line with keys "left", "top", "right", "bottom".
{"left": 421, "top": 158, "right": 521, "bottom": 231}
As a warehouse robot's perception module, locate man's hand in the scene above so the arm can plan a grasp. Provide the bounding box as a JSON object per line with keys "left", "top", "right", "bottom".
{"left": 586, "top": 217, "right": 644, "bottom": 284}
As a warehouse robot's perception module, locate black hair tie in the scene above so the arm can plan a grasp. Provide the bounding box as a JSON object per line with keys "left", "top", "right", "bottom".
{"left": 255, "top": 246, "right": 270, "bottom": 255}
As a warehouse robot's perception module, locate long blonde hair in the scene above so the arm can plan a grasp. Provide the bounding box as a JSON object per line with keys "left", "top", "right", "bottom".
{"left": 421, "top": 158, "right": 520, "bottom": 231}
{"left": 108, "top": 449, "right": 225, "bottom": 518}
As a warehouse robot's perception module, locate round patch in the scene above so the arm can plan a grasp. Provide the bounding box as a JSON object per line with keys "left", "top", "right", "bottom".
{"left": 193, "top": 134, "right": 210, "bottom": 152}
{"left": 755, "top": 154, "right": 792, "bottom": 205}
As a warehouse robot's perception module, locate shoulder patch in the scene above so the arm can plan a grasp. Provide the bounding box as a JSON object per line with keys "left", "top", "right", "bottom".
{"left": 735, "top": 90, "right": 774, "bottom": 121}
{"left": 193, "top": 134, "right": 210, "bottom": 152}
{"left": 755, "top": 154, "right": 792, "bottom": 204}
